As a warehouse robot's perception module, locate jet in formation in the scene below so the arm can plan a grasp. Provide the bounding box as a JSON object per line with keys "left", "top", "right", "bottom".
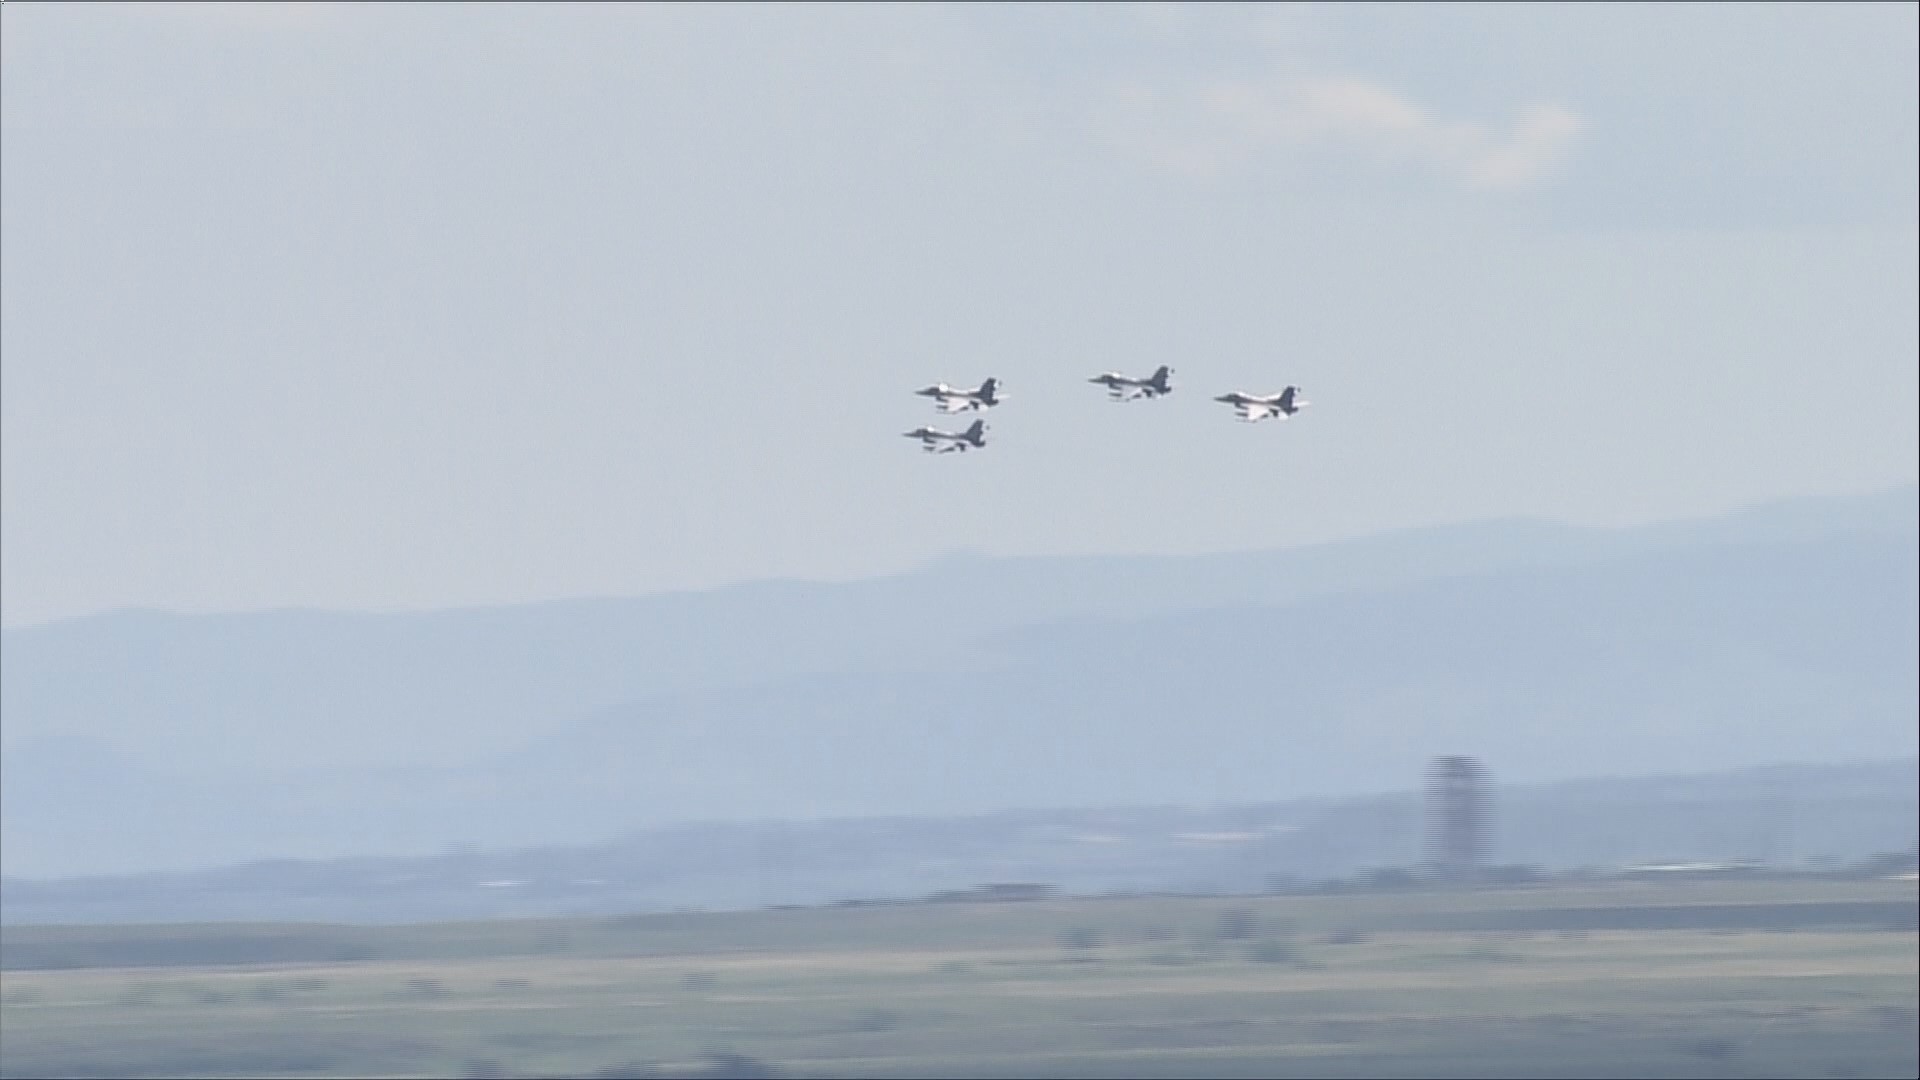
{"left": 915, "top": 377, "right": 1003, "bottom": 413}
{"left": 903, "top": 418, "right": 989, "bottom": 453}
{"left": 905, "top": 370, "right": 1308, "bottom": 455}
{"left": 1087, "top": 364, "right": 1175, "bottom": 401}
{"left": 1214, "top": 386, "right": 1308, "bottom": 423}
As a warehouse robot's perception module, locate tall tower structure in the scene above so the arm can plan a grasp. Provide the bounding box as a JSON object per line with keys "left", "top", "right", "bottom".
{"left": 1426, "top": 756, "right": 1492, "bottom": 882}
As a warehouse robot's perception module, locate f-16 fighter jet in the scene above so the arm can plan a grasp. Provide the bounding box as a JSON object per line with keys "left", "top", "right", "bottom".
{"left": 1214, "top": 386, "right": 1308, "bottom": 423}
{"left": 1088, "top": 365, "right": 1175, "bottom": 401}
{"left": 903, "top": 418, "right": 989, "bottom": 453}
{"left": 915, "top": 377, "right": 1003, "bottom": 413}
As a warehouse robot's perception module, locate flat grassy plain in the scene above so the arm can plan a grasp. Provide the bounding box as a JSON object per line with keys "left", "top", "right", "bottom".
{"left": 2, "top": 882, "right": 1915, "bottom": 1079}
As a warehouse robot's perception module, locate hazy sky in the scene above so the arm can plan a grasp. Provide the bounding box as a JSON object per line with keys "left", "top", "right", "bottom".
{"left": 4, "top": 3, "right": 1916, "bottom": 627}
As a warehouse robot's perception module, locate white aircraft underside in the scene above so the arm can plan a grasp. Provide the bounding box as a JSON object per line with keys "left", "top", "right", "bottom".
{"left": 904, "top": 419, "right": 988, "bottom": 453}
{"left": 1215, "top": 386, "right": 1307, "bottom": 423}
{"left": 917, "top": 378, "right": 1002, "bottom": 414}
{"left": 1089, "top": 366, "right": 1174, "bottom": 401}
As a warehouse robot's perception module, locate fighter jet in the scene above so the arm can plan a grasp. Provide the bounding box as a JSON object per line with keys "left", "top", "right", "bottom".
{"left": 1214, "top": 386, "right": 1308, "bottom": 423}
{"left": 1088, "top": 365, "right": 1175, "bottom": 401}
{"left": 915, "top": 377, "right": 1004, "bottom": 413}
{"left": 903, "top": 418, "right": 989, "bottom": 453}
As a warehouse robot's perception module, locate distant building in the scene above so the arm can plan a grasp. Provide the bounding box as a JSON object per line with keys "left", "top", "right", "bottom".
{"left": 1425, "top": 756, "right": 1492, "bottom": 883}
{"left": 1619, "top": 860, "right": 1762, "bottom": 881}
{"left": 925, "top": 882, "right": 1054, "bottom": 903}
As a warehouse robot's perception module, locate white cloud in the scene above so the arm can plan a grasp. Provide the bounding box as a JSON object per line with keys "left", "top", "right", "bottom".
{"left": 1098, "top": 71, "right": 1584, "bottom": 190}
{"left": 1457, "top": 102, "right": 1586, "bottom": 189}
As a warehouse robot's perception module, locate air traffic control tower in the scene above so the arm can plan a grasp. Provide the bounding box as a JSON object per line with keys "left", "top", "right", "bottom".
{"left": 1425, "top": 755, "right": 1493, "bottom": 883}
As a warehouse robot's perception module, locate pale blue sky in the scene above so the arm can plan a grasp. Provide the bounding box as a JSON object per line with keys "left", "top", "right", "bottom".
{"left": 3, "top": 2, "right": 1915, "bottom": 627}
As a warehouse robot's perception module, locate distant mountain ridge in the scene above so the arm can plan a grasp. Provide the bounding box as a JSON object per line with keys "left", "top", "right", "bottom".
{"left": 6, "top": 484, "right": 1912, "bottom": 770}
{"left": 1, "top": 484, "right": 1913, "bottom": 878}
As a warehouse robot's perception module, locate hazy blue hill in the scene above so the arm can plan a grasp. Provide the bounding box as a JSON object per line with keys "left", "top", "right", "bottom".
{"left": 2, "top": 486, "right": 1912, "bottom": 877}
{"left": 10, "top": 523, "right": 1907, "bottom": 879}
{"left": 1629, "top": 481, "right": 1919, "bottom": 548}
{"left": 476, "top": 531, "right": 1916, "bottom": 825}
{"left": 4, "top": 485, "right": 1911, "bottom": 775}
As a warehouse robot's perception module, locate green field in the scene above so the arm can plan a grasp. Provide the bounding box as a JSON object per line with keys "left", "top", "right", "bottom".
{"left": 3, "top": 881, "right": 1915, "bottom": 1079}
